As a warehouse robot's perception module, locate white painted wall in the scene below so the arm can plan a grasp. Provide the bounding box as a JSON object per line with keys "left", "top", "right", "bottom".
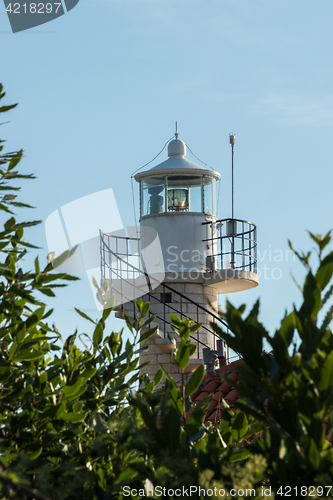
{"left": 140, "top": 212, "right": 217, "bottom": 275}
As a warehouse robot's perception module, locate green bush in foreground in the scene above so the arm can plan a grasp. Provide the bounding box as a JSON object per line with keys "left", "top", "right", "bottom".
{"left": 0, "top": 84, "right": 332, "bottom": 500}
{"left": 212, "top": 230, "right": 333, "bottom": 492}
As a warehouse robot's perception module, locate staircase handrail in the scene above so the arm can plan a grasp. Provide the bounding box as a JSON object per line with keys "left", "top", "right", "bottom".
{"left": 100, "top": 230, "right": 230, "bottom": 332}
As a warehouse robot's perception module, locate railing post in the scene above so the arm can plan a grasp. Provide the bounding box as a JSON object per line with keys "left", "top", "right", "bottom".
{"left": 248, "top": 226, "right": 251, "bottom": 272}
{"left": 197, "top": 305, "right": 199, "bottom": 359}
{"left": 126, "top": 237, "right": 129, "bottom": 284}
{"left": 254, "top": 226, "right": 257, "bottom": 274}
{"left": 221, "top": 226, "right": 223, "bottom": 270}
{"left": 242, "top": 222, "right": 245, "bottom": 270}
{"left": 231, "top": 236, "right": 235, "bottom": 269}
{"left": 163, "top": 285, "right": 166, "bottom": 339}
{"left": 100, "top": 231, "right": 102, "bottom": 278}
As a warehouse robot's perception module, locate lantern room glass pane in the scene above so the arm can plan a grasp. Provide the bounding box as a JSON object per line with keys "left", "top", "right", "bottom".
{"left": 167, "top": 176, "right": 202, "bottom": 213}
{"left": 203, "top": 176, "right": 216, "bottom": 215}
{"left": 140, "top": 177, "right": 166, "bottom": 216}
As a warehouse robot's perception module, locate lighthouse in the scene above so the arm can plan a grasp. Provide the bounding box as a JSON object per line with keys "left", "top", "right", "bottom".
{"left": 100, "top": 132, "right": 259, "bottom": 388}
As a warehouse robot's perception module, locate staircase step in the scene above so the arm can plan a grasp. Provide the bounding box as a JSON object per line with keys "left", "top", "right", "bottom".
{"left": 114, "top": 310, "right": 125, "bottom": 320}
{"left": 114, "top": 306, "right": 204, "bottom": 371}
{"left": 155, "top": 337, "right": 176, "bottom": 353}
{"left": 114, "top": 307, "right": 163, "bottom": 341}
{"left": 148, "top": 330, "right": 163, "bottom": 341}
{"left": 183, "top": 358, "right": 204, "bottom": 373}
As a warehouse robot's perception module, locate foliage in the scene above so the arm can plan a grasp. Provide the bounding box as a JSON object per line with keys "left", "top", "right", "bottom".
{"left": 127, "top": 311, "right": 267, "bottom": 498}
{"left": 0, "top": 85, "right": 147, "bottom": 499}
{"left": 212, "top": 231, "right": 333, "bottom": 493}
{"left": 1, "top": 83, "right": 333, "bottom": 499}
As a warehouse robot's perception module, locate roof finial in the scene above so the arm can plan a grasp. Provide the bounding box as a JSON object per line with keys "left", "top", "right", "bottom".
{"left": 175, "top": 121, "right": 179, "bottom": 139}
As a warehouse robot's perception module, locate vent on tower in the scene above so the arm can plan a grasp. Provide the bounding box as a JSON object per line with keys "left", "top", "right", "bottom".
{"left": 160, "top": 292, "right": 172, "bottom": 303}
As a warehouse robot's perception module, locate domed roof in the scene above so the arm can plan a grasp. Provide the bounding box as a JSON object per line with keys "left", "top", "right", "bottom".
{"left": 167, "top": 138, "right": 186, "bottom": 157}
{"left": 135, "top": 135, "right": 220, "bottom": 182}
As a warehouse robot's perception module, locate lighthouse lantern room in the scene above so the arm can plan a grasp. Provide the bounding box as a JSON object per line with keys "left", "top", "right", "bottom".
{"left": 135, "top": 136, "right": 220, "bottom": 277}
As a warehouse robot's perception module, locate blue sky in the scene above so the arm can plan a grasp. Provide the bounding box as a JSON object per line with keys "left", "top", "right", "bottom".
{"left": 1, "top": 0, "right": 333, "bottom": 345}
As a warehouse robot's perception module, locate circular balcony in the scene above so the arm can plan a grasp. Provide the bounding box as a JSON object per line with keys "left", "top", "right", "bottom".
{"left": 202, "top": 218, "right": 259, "bottom": 294}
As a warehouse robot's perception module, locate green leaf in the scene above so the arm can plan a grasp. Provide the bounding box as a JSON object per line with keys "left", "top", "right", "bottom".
{"left": 170, "top": 313, "right": 183, "bottom": 327}
{"left": 288, "top": 239, "right": 310, "bottom": 269}
{"left": 109, "top": 331, "right": 122, "bottom": 356}
{"left": 34, "top": 256, "right": 40, "bottom": 274}
{"left": 188, "top": 343, "right": 197, "bottom": 356}
{"left": 2, "top": 194, "right": 17, "bottom": 201}
{"left": 0, "top": 103, "right": 18, "bottom": 113}
{"left": 142, "top": 315, "right": 156, "bottom": 328}
{"left": 142, "top": 302, "right": 150, "bottom": 317}
{"left": 15, "top": 350, "right": 45, "bottom": 361}
{"left": 189, "top": 323, "right": 201, "bottom": 333}
{"left": 175, "top": 344, "right": 190, "bottom": 370}
{"left": 62, "top": 377, "right": 84, "bottom": 396}
{"left": 102, "top": 307, "right": 112, "bottom": 322}
{"left": 234, "top": 401, "right": 266, "bottom": 422}
{"left": 65, "top": 332, "right": 77, "bottom": 354}
{"left": 62, "top": 384, "right": 87, "bottom": 402}
{"left": 318, "top": 350, "right": 333, "bottom": 391}
{"left": 323, "top": 282, "right": 333, "bottom": 306}
{"left": 75, "top": 307, "right": 96, "bottom": 325}
{"left": 28, "top": 447, "right": 43, "bottom": 460}
{"left": 103, "top": 294, "right": 115, "bottom": 311}
{"left": 232, "top": 411, "right": 248, "bottom": 439}
{"left": 42, "top": 308, "right": 54, "bottom": 320}
{"left": 132, "top": 394, "right": 157, "bottom": 430}
{"left": 4, "top": 217, "right": 15, "bottom": 230}
{"left": 320, "top": 304, "right": 333, "bottom": 335}
{"left": 153, "top": 367, "right": 163, "bottom": 386}
{"left": 8, "top": 341, "right": 19, "bottom": 360}
{"left": 162, "top": 405, "right": 181, "bottom": 453}
{"left": 145, "top": 367, "right": 164, "bottom": 393}
{"left": 185, "top": 363, "right": 204, "bottom": 397}
{"left": 25, "top": 306, "right": 45, "bottom": 329}
{"left": 117, "top": 468, "right": 138, "bottom": 482}
{"left": 302, "top": 271, "right": 322, "bottom": 321}
{"left": 230, "top": 448, "right": 251, "bottom": 462}
{"left": 37, "top": 287, "right": 55, "bottom": 297}
{"left": 278, "top": 311, "right": 296, "bottom": 346}
{"left": 308, "top": 230, "right": 331, "bottom": 253}
{"left": 315, "top": 253, "right": 333, "bottom": 291}
{"left": 93, "top": 322, "right": 103, "bottom": 346}
{"left": 308, "top": 438, "right": 320, "bottom": 470}
{"left": 61, "top": 411, "right": 86, "bottom": 423}
{"left": 123, "top": 312, "right": 133, "bottom": 333}
{"left": 56, "top": 404, "right": 66, "bottom": 417}
{"left": 16, "top": 323, "right": 26, "bottom": 344}
{"left": 139, "top": 326, "right": 158, "bottom": 343}
{"left": 320, "top": 231, "right": 331, "bottom": 251}
{"left": 185, "top": 412, "right": 204, "bottom": 438}
{"left": 192, "top": 393, "right": 214, "bottom": 413}
{"left": 52, "top": 245, "right": 79, "bottom": 269}
{"left": 81, "top": 368, "right": 97, "bottom": 382}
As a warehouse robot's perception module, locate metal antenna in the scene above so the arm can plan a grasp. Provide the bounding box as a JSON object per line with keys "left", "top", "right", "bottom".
{"left": 229, "top": 134, "right": 236, "bottom": 219}
{"left": 175, "top": 121, "right": 178, "bottom": 139}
